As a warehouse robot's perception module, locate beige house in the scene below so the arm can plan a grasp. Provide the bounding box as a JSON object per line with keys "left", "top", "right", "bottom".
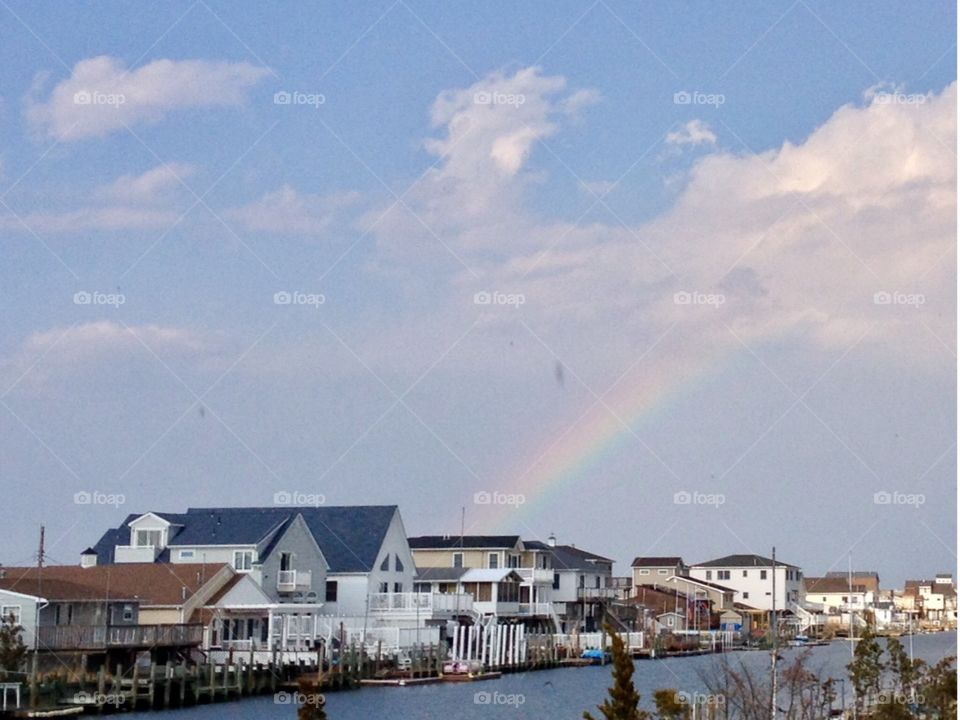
{"left": 631, "top": 557, "right": 688, "bottom": 588}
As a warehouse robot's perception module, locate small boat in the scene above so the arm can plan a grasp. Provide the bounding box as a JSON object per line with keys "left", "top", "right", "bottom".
{"left": 442, "top": 671, "right": 502, "bottom": 683}
{"left": 580, "top": 648, "right": 611, "bottom": 664}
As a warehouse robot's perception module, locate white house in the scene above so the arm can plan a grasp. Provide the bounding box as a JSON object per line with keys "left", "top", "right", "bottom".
{"left": 689, "top": 554, "right": 803, "bottom": 612}
{"left": 803, "top": 576, "right": 873, "bottom": 615}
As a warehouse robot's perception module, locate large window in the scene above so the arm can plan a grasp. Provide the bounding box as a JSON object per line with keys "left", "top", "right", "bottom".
{"left": 488, "top": 553, "right": 499, "bottom": 569}
{"left": 452, "top": 552, "right": 463, "bottom": 568}
{"left": 233, "top": 550, "right": 254, "bottom": 571}
{"left": 718, "top": 570, "right": 731, "bottom": 580}
{"left": 1, "top": 605, "right": 21, "bottom": 625}
{"left": 135, "top": 529, "right": 162, "bottom": 547}
{"left": 325, "top": 581, "right": 338, "bottom": 602}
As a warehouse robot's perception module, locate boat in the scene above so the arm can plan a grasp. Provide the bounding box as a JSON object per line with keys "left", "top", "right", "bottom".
{"left": 441, "top": 671, "right": 502, "bottom": 683}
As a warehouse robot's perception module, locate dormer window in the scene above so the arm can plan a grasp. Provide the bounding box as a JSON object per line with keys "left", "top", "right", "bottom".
{"left": 135, "top": 530, "right": 163, "bottom": 548}
{"left": 233, "top": 550, "right": 254, "bottom": 572}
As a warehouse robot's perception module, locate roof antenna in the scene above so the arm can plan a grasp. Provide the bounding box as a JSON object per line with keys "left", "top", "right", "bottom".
{"left": 37, "top": 525, "right": 45, "bottom": 569}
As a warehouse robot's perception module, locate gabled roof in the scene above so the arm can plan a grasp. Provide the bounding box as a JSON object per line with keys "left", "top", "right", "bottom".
{"left": 408, "top": 535, "right": 521, "bottom": 550}
{"left": 523, "top": 541, "right": 612, "bottom": 570}
{"left": 90, "top": 506, "right": 399, "bottom": 573}
{"left": 669, "top": 575, "right": 736, "bottom": 594}
{"left": 631, "top": 556, "right": 685, "bottom": 568}
{"left": 694, "top": 554, "right": 799, "bottom": 569}
{"left": 0, "top": 564, "right": 229, "bottom": 605}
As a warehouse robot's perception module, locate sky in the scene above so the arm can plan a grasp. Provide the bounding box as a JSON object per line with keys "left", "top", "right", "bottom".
{"left": 0, "top": 1, "right": 955, "bottom": 586}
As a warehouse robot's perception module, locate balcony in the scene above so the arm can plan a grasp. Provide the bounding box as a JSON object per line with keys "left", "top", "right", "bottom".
{"left": 577, "top": 587, "right": 619, "bottom": 600}
{"left": 114, "top": 545, "right": 160, "bottom": 563}
{"left": 516, "top": 602, "right": 555, "bottom": 617}
{"left": 36, "top": 624, "right": 203, "bottom": 651}
{"left": 368, "top": 592, "right": 474, "bottom": 616}
{"left": 277, "top": 570, "right": 312, "bottom": 592}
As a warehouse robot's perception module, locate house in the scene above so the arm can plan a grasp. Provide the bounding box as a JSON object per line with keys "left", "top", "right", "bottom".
{"left": 904, "top": 575, "right": 957, "bottom": 625}
{"left": 804, "top": 576, "right": 873, "bottom": 616}
{"left": 656, "top": 611, "right": 687, "bottom": 633}
{"left": 90, "top": 506, "right": 416, "bottom": 618}
{"left": 631, "top": 557, "right": 688, "bottom": 588}
{"left": 825, "top": 571, "right": 880, "bottom": 594}
{"left": 689, "top": 554, "right": 803, "bottom": 613}
{"left": 0, "top": 563, "right": 230, "bottom": 667}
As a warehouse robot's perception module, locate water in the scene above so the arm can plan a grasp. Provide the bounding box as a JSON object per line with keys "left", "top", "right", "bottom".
{"left": 126, "top": 632, "right": 956, "bottom": 720}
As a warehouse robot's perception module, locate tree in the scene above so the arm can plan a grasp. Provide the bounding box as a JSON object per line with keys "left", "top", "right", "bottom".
{"left": 584, "top": 624, "right": 649, "bottom": 720}
{"left": 0, "top": 612, "right": 27, "bottom": 679}
{"left": 847, "top": 631, "right": 884, "bottom": 715}
{"left": 296, "top": 677, "right": 327, "bottom": 720}
{"left": 652, "top": 689, "right": 690, "bottom": 720}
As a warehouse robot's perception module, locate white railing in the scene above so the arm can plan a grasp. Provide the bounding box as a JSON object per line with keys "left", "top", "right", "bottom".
{"left": 368, "top": 592, "right": 473, "bottom": 615}
{"left": 277, "top": 570, "right": 297, "bottom": 591}
{"left": 115, "top": 545, "right": 159, "bottom": 563}
{"left": 515, "top": 568, "right": 555, "bottom": 584}
{"left": 517, "top": 602, "right": 555, "bottom": 616}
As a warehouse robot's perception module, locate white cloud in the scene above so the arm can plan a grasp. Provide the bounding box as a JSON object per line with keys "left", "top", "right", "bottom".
{"left": 666, "top": 119, "right": 717, "bottom": 146}
{"left": 22, "top": 322, "right": 207, "bottom": 359}
{"left": 96, "top": 162, "right": 196, "bottom": 204}
{"left": 226, "top": 185, "right": 361, "bottom": 235}
{"left": 27, "top": 56, "right": 270, "bottom": 140}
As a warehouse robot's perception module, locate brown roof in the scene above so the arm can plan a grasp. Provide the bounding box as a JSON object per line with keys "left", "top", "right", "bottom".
{"left": 805, "top": 577, "right": 868, "bottom": 594}
{"left": 0, "top": 564, "right": 229, "bottom": 605}
{"left": 631, "top": 556, "right": 685, "bottom": 567}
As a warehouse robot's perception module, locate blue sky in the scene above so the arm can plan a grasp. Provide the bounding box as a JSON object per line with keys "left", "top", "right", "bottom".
{"left": 0, "top": 1, "right": 955, "bottom": 585}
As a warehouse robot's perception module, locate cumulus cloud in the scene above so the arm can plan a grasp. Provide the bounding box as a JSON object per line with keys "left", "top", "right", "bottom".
{"left": 666, "top": 119, "right": 717, "bottom": 146}
{"left": 226, "top": 185, "right": 361, "bottom": 236}
{"left": 27, "top": 56, "right": 270, "bottom": 140}
{"left": 96, "top": 162, "right": 196, "bottom": 204}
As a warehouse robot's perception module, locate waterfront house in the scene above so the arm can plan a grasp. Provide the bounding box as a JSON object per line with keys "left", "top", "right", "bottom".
{"left": 803, "top": 576, "right": 873, "bottom": 617}
{"left": 0, "top": 563, "right": 228, "bottom": 668}
{"left": 904, "top": 575, "right": 957, "bottom": 626}
{"left": 689, "top": 553, "right": 804, "bottom": 614}
{"left": 825, "top": 570, "right": 880, "bottom": 594}
{"left": 89, "top": 505, "right": 415, "bottom": 618}
{"left": 631, "top": 557, "right": 689, "bottom": 588}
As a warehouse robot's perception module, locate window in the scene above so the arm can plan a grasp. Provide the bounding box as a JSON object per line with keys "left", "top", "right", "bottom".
{"left": 280, "top": 552, "right": 293, "bottom": 572}
{"left": 325, "top": 581, "right": 338, "bottom": 602}
{"left": 135, "top": 529, "right": 162, "bottom": 547}
{"left": 553, "top": 572, "right": 560, "bottom": 590}
{"left": 507, "top": 554, "right": 521, "bottom": 568}
{"left": 718, "top": 570, "right": 730, "bottom": 580}
{"left": 379, "top": 582, "right": 389, "bottom": 593}
{"left": 743, "top": 592, "right": 750, "bottom": 600}
{"left": 452, "top": 552, "right": 463, "bottom": 568}
{"left": 638, "top": 569, "right": 650, "bottom": 575}
{"left": 414, "top": 583, "right": 431, "bottom": 593}
{"left": 760, "top": 570, "right": 767, "bottom": 580}
{"left": 233, "top": 550, "right": 254, "bottom": 571}
{"left": 705, "top": 570, "right": 712, "bottom": 580}
{"left": 395, "top": 555, "right": 404, "bottom": 572}
{"left": 380, "top": 556, "right": 390, "bottom": 571}
{"left": 122, "top": 604, "right": 134, "bottom": 622}
{"left": 488, "top": 553, "right": 499, "bottom": 569}
{"left": 657, "top": 569, "right": 668, "bottom": 575}
{"left": 394, "top": 582, "right": 403, "bottom": 593}
{"left": 179, "top": 550, "right": 195, "bottom": 560}
{"left": 742, "top": 570, "right": 748, "bottom": 577}
{"left": 0, "top": 606, "right": 20, "bottom": 625}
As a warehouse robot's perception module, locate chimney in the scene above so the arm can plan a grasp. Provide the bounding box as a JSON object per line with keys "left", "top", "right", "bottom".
{"left": 547, "top": 534, "right": 557, "bottom": 547}
{"left": 80, "top": 548, "right": 98, "bottom": 568}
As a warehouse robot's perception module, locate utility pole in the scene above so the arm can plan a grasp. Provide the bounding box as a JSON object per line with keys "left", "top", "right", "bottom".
{"left": 770, "top": 546, "right": 778, "bottom": 720}
{"left": 37, "top": 526, "right": 45, "bottom": 568}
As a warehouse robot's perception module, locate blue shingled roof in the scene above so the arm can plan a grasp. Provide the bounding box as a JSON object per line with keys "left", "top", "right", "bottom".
{"left": 89, "top": 506, "right": 398, "bottom": 573}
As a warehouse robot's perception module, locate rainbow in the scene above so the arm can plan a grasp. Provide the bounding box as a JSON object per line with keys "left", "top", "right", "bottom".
{"left": 492, "top": 339, "right": 734, "bottom": 531}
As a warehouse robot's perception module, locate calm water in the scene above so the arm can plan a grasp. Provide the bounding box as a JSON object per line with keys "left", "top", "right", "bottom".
{"left": 125, "top": 632, "right": 956, "bottom": 720}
